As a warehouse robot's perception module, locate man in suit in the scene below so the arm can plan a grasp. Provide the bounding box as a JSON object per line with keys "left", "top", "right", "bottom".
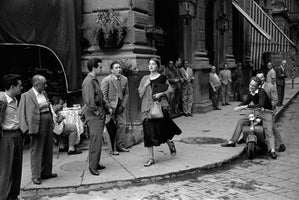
{"left": 219, "top": 63, "right": 232, "bottom": 106}
{"left": 266, "top": 62, "right": 276, "bottom": 86}
{"left": 179, "top": 60, "right": 194, "bottom": 117}
{"left": 232, "top": 63, "right": 244, "bottom": 101}
{"left": 163, "top": 60, "right": 181, "bottom": 115}
{"left": 18, "top": 75, "right": 57, "bottom": 185}
{"left": 0, "top": 74, "right": 23, "bottom": 200}
{"left": 209, "top": 66, "right": 221, "bottom": 110}
{"left": 101, "top": 61, "right": 129, "bottom": 154}
{"left": 256, "top": 72, "right": 286, "bottom": 152}
{"left": 82, "top": 58, "right": 109, "bottom": 176}
{"left": 275, "top": 60, "right": 288, "bottom": 106}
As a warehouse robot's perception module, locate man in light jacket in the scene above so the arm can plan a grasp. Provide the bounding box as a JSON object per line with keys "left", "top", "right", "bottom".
{"left": 101, "top": 61, "right": 129, "bottom": 154}
{"left": 18, "top": 75, "right": 57, "bottom": 185}
{"left": 219, "top": 63, "right": 232, "bottom": 106}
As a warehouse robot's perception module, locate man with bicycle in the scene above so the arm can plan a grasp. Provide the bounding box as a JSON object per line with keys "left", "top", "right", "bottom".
{"left": 221, "top": 76, "right": 277, "bottom": 159}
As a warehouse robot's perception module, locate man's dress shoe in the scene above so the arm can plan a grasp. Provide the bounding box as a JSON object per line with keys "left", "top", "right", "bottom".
{"left": 67, "top": 149, "right": 82, "bottom": 155}
{"left": 270, "top": 151, "right": 277, "bottom": 159}
{"left": 278, "top": 144, "right": 286, "bottom": 152}
{"left": 97, "top": 164, "right": 106, "bottom": 170}
{"left": 117, "top": 148, "right": 129, "bottom": 152}
{"left": 221, "top": 142, "right": 236, "bottom": 147}
{"left": 41, "top": 173, "right": 57, "bottom": 179}
{"left": 89, "top": 168, "right": 99, "bottom": 176}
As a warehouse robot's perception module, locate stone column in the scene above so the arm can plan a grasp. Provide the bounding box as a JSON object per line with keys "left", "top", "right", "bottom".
{"left": 191, "top": 0, "right": 213, "bottom": 113}
{"left": 224, "top": 0, "right": 236, "bottom": 67}
{"left": 81, "top": 0, "right": 158, "bottom": 146}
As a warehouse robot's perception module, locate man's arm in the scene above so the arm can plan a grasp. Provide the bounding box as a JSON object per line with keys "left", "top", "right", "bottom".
{"left": 82, "top": 80, "right": 96, "bottom": 108}
{"left": 100, "top": 77, "right": 111, "bottom": 110}
{"left": 121, "top": 77, "right": 129, "bottom": 108}
{"left": 18, "top": 94, "right": 29, "bottom": 133}
{"left": 239, "top": 93, "right": 251, "bottom": 106}
{"left": 270, "top": 85, "right": 278, "bottom": 107}
{"left": 247, "top": 90, "right": 267, "bottom": 109}
{"left": 271, "top": 70, "right": 276, "bottom": 85}
{"left": 209, "top": 74, "right": 216, "bottom": 92}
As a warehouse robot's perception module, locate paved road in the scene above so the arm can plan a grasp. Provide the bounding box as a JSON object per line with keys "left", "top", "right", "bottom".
{"left": 33, "top": 95, "right": 299, "bottom": 200}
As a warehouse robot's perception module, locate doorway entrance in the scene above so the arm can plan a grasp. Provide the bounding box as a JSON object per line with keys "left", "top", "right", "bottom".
{"left": 154, "top": 0, "right": 180, "bottom": 65}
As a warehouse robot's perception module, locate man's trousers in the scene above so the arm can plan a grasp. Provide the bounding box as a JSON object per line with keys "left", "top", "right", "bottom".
{"left": 87, "top": 118, "right": 104, "bottom": 170}
{"left": 30, "top": 113, "right": 53, "bottom": 179}
{"left": 0, "top": 131, "right": 23, "bottom": 200}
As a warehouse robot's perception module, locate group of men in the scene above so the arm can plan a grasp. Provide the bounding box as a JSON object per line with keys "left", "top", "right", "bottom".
{"left": 163, "top": 58, "right": 194, "bottom": 117}
{"left": 0, "top": 74, "right": 59, "bottom": 200}
{"left": 0, "top": 58, "right": 130, "bottom": 199}
{"left": 81, "top": 58, "right": 129, "bottom": 176}
{"left": 209, "top": 63, "right": 238, "bottom": 110}
{"left": 220, "top": 60, "right": 289, "bottom": 159}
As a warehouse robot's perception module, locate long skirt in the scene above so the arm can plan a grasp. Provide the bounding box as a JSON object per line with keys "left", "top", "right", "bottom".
{"left": 143, "top": 112, "right": 182, "bottom": 147}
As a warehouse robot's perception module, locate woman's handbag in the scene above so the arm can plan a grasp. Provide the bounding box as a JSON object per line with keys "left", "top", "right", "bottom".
{"left": 53, "top": 121, "right": 64, "bottom": 135}
{"left": 149, "top": 101, "right": 164, "bottom": 119}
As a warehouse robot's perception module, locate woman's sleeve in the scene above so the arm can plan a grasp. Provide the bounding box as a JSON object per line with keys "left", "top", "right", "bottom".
{"left": 138, "top": 76, "right": 147, "bottom": 98}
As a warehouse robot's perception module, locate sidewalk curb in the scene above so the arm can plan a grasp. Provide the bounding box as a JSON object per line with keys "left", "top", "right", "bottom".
{"left": 20, "top": 83, "right": 299, "bottom": 198}
{"left": 275, "top": 90, "right": 299, "bottom": 121}
{"left": 21, "top": 147, "right": 246, "bottom": 198}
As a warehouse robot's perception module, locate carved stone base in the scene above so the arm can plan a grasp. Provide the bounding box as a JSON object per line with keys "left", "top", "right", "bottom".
{"left": 192, "top": 100, "right": 213, "bottom": 113}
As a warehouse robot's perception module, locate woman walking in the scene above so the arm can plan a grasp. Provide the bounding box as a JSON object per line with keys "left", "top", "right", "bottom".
{"left": 138, "top": 58, "right": 182, "bottom": 167}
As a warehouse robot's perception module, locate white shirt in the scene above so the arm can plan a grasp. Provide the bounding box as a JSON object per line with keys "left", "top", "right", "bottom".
{"left": 2, "top": 92, "right": 19, "bottom": 130}
{"left": 32, "top": 87, "right": 47, "bottom": 104}
{"left": 32, "top": 87, "right": 49, "bottom": 112}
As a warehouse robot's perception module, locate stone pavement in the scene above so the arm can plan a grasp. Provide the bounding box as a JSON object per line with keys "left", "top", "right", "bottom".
{"left": 20, "top": 77, "right": 299, "bottom": 198}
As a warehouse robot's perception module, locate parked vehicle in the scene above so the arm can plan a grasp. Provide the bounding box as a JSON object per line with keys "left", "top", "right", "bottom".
{"left": 242, "top": 109, "right": 268, "bottom": 159}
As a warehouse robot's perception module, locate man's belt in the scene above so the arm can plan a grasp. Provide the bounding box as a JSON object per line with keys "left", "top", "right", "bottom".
{"left": 2, "top": 129, "right": 21, "bottom": 137}
{"left": 3, "top": 129, "right": 21, "bottom": 133}
{"left": 40, "top": 111, "right": 51, "bottom": 115}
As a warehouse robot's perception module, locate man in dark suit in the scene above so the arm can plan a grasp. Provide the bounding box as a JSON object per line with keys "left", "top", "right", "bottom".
{"left": 82, "top": 58, "right": 109, "bottom": 176}
{"left": 18, "top": 75, "right": 57, "bottom": 185}
{"left": 0, "top": 74, "right": 23, "bottom": 200}
{"left": 275, "top": 60, "right": 287, "bottom": 106}
{"left": 101, "top": 61, "right": 129, "bottom": 154}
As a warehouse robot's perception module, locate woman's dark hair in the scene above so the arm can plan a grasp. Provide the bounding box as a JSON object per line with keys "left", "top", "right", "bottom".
{"left": 149, "top": 58, "right": 160, "bottom": 68}
{"left": 110, "top": 60, "right": 121, "bottom": 69}
{"left": 2, "top": 74, "right": 21, "bottom": 90}
{"left": 87, "top": 58, "right": 102, "bottom": 72}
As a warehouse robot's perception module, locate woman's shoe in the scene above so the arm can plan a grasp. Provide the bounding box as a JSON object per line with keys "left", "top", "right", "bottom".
{"left": 110, "top": 151, "right": 119, "bottom": 156}
{"left": 144, "top": 158, "right": 155, "bottom": 167}
{"left": 169, "top": 141, "right": 176, "bottom": 156}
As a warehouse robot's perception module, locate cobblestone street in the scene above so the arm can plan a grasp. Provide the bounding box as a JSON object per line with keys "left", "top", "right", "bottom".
{"left": 33, "top": 95, "right": 299, "bottom": 200}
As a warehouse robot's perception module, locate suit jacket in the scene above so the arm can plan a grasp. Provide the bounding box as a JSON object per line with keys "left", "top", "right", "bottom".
{"left": 262, "top": 82, "right": 278, "bottom": 107}
{"left": 275, "top": 65, "right": 287, "bottom": 86}
{"left": 101, "top": 74, "right": 129, "bottom": 110}
{"left": 209, "top": 72, "right": 221, "bottom": 89}
{"left": 219, "top": 69, "right": 232, "bottom": 85}
{"left": 18, "top": 88, "right": 51, "bottom": 134}
{"left": 0, "top": 92, "right": 8, "bottom": 137}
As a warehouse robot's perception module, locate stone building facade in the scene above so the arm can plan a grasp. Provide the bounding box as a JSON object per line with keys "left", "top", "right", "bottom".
{"left": 81, "top": 0, "right": 298, "bottom": 124}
